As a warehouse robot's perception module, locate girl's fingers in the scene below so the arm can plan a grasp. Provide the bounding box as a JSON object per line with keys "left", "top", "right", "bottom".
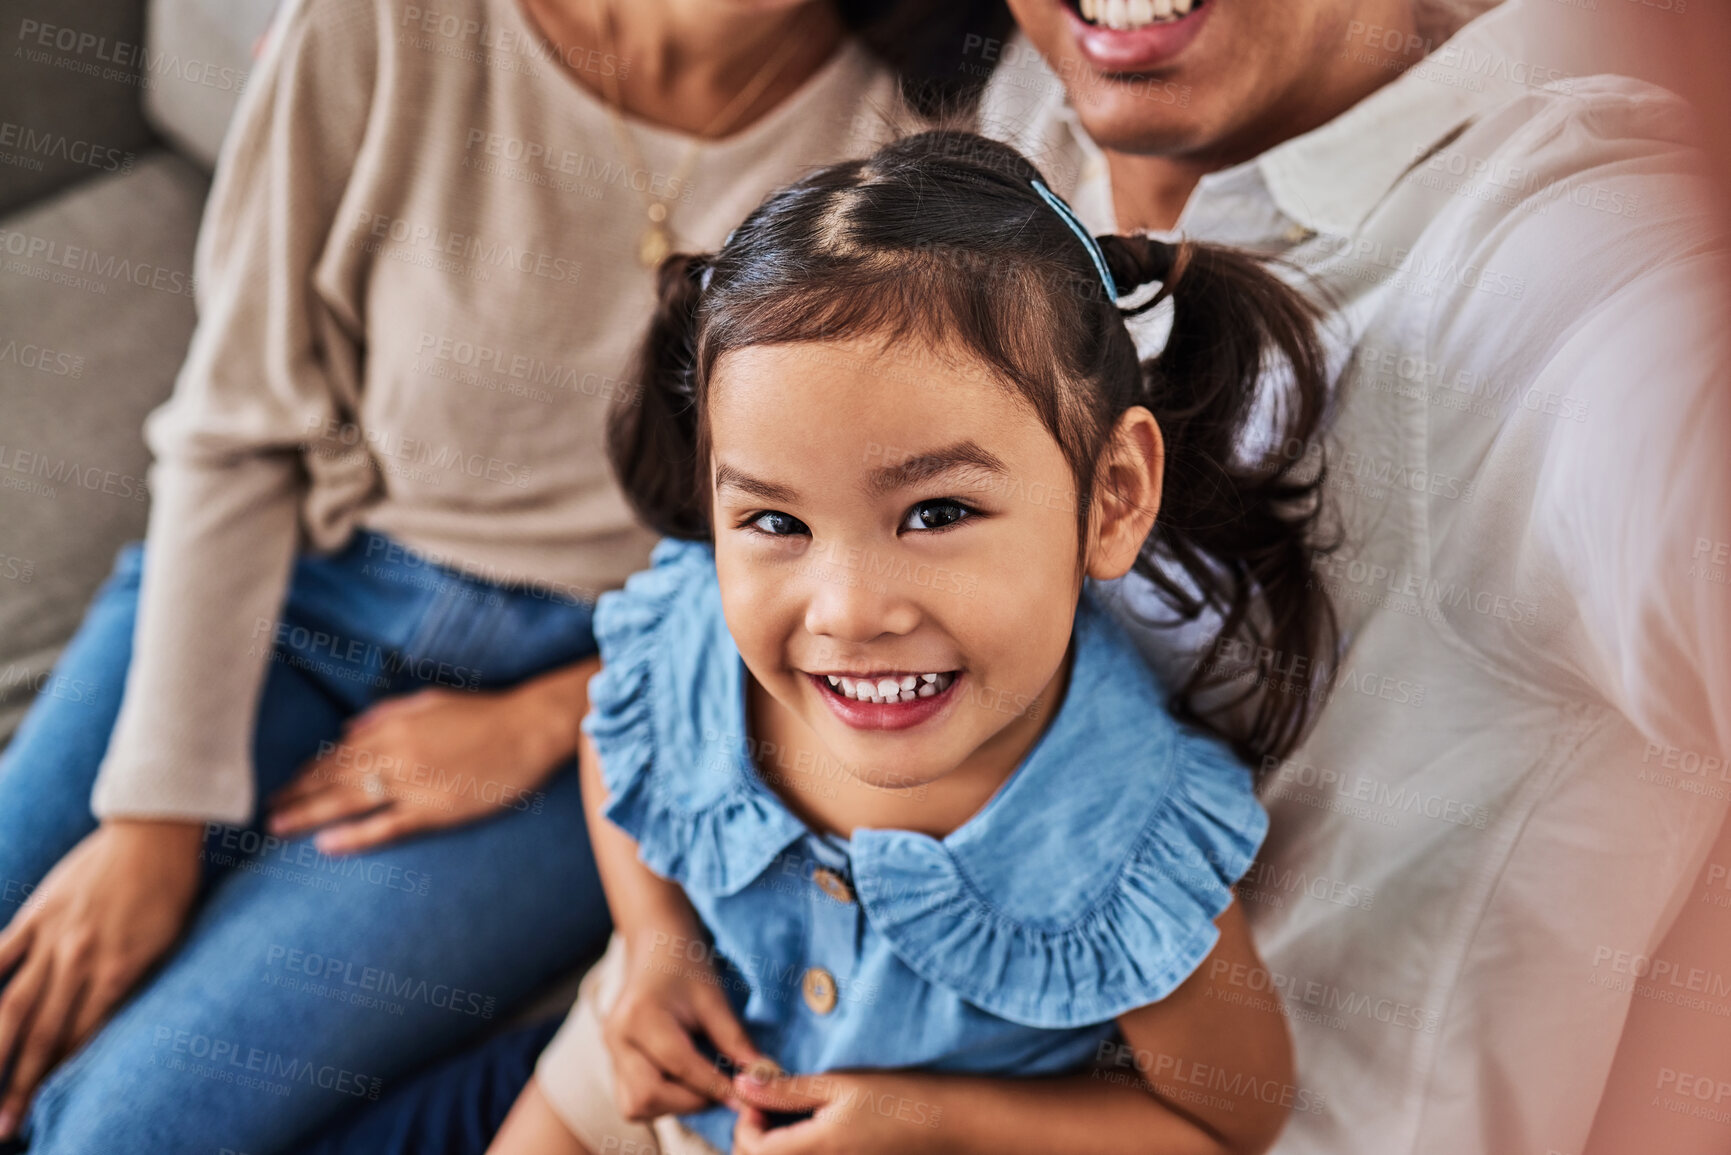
{"left": 730, "top": 1070, "right": 828, "bottom": 1114}
{"left": 689, "top": 982, "right": 764, "bottom": 1074}
{"left": 312, "top": 806, "right": 423, "bottom": 856}
{"left": 734, "top": 1106, "right": 824, "bottom": 1155}
{"left": 732, "top": 1106, "right": 768, "bottom": 1155}
{"left": 610, "top": 1047, "right": 664, "bottom": 1119}
{"left": 611, "top": 1047, "right": 707, "bottom": 1119}
{"left": 644, "top": 1076, "right": 710, "bottom": 1117}
{"left": 633, "top": 1016, "right": 734, "bottom": 1102}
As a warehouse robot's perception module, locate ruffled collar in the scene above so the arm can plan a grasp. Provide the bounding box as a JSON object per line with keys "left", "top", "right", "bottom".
{"left": 586, "top": 537, "right": 1267, "bottom": 1026}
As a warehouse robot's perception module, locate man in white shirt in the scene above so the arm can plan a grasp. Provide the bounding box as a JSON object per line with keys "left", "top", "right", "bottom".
{"left": 978, "top": 1, "right": 1731, "bottom": 1152}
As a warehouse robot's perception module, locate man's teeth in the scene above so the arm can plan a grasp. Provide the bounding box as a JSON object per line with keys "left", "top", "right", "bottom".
{"left": 827, "top": 671, "right": 955, "bottom": 703}
{"left": 1078, "top": 0, "right": 1193, "bottom": 29}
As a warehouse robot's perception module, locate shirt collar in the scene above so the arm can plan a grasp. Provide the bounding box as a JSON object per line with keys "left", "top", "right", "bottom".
{"left": 1252, "top": 0, "right": 1537, "bottom": 236}
{"left": 1037, "top": 0, "right": 1541, "bottom": 239}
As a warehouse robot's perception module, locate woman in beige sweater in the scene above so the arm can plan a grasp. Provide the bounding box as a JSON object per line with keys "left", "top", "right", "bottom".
{"left": 0, "top": 2, "right": 1008, "bottom": 1151}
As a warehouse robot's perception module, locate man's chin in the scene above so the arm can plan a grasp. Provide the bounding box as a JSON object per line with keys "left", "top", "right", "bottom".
{"left": 1069, "top": 95, "right": 1211, "bottom": 159}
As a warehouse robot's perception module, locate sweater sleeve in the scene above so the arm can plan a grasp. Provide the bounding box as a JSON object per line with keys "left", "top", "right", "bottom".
{"left": 90, "top": 0, "right": 380, "bottom": 824}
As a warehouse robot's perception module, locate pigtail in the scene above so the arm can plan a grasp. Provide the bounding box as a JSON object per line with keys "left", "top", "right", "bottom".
{"left": 1098, "top": 234, "right": 1338, "bottom": 767}
{"left": 607, "top": 252, "right": 713, "bottom": 541}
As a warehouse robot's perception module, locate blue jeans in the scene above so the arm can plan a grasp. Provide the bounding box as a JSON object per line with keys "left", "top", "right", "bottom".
{"left": 291, "top": 1017, "right": 561, "bottom": 1155}
{"left": 0, "top": 530, "right": 612, "bottom": 1154}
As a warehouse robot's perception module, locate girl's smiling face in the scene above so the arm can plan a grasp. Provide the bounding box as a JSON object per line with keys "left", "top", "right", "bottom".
{"left": 707, "top": 334, "right": 1163, "bottom": 796}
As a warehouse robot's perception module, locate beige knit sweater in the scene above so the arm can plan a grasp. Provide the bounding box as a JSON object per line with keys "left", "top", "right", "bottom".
{"left": 92, "top": 0, "right": 900, "bottom": 824}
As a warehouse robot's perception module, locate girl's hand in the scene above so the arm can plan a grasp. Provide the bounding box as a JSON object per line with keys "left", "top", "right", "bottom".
{"left": 0, "top": 820, "right": 205, "bottom": 1138}
{"left": 265, "top": 657, "right": 598, "bottom": 855}
{"left": 730, "top": 1068, "right": 944, "bottom": 1155}
{"left": 601, "top": 929, "right": 770, "bottom": 1123}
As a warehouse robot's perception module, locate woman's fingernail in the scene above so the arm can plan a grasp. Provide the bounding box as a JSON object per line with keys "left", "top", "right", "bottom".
{"left": 0, "top": 1108, "right": 17, "bottom": 1138}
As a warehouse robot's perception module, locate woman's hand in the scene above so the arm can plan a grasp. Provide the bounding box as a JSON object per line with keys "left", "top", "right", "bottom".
{"left": 0, "top": 819, "right": 205, "bottom": 1138}
{"left": 601, "top": 927, "right": 769, "bottom": 1123}
{"left": 266, "top": 657, "right": 599, "bottom": 855}
{"left": 729, "top": 1067, "right": 945, "bottom": 1155}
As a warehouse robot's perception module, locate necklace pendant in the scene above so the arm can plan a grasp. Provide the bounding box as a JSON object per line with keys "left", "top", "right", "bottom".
{"left": 638, "top": 223, "right": 672, "bottom": 268}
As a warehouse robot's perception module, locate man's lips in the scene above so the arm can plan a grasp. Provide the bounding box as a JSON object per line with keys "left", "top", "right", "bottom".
{"left": 1061, "top": 0, "right": 1212, "bottom": 74}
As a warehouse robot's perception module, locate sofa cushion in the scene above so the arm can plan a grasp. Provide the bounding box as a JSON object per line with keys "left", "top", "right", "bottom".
{"left": 0, "top": 0, "right": 159, "bottom": 216}
{"left": 142, "top": 0, "right": 281, "bottom": 169}
{"left": 0, "top": 150, "right": 208, "bottom": 744}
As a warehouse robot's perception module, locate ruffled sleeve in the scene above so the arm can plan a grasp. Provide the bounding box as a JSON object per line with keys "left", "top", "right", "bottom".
{"left": 849, "top": 589, "right": 1268, "bottom": 1029}
{"left": 582, "top": 537, "right": 807, "bottom": 896}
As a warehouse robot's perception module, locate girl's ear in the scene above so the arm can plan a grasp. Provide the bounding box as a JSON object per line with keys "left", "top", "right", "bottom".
{"left": 1086, "top": 407, "right": 1164, "bottom": 582}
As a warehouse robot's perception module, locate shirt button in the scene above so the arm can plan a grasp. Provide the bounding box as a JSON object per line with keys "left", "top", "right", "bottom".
{"left": 812, "top": 866, "right": 854, "bottom": 904}
{"left": 802, "top": 967, "right": 838, "bottom": 1015}
{"left": 1283, "top": 223, "right": 1316, "bottom": 244}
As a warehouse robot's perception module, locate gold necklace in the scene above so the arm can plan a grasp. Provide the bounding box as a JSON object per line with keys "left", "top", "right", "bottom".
{"left": 594, "top": 2, "right": 812, "bottom": 267}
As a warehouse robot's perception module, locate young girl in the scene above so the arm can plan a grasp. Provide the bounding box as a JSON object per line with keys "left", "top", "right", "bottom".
{"left": 490, "top": 130, "right": 1335, "bottom": 1155}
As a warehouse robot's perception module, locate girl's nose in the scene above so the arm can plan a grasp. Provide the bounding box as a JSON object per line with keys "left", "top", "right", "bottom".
{"left": 801, "top": 564, "right": 922, "bottom": 643}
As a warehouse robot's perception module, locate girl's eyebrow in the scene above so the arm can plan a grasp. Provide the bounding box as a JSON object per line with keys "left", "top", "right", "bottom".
{"left": 863, "top": 441, "right": 1010, "bottom": 498}
{"left": 713, "top": 441, "right": 1011, "bottom": 505}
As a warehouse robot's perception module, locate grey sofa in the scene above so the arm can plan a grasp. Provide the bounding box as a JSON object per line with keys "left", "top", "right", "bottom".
{"left": 0, "top": 0, "right": 600, "bottom": 1040}
{"left": 0, "top": 0, "right": 277, "bottom": 742}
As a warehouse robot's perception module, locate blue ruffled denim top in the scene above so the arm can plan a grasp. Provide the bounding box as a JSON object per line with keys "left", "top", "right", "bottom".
{"left": 581, "top": 538, "right": 1268, "bottom": 1152}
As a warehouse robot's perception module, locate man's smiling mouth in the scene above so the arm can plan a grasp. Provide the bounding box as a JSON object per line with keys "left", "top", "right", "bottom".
{"left": 1070, "top": 0, "right": 1207, "bottom": 32}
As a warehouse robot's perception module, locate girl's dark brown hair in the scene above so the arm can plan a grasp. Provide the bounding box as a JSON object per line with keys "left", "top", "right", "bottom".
{"left": 609, "top": 130, "right": 1336, "bottom": 767}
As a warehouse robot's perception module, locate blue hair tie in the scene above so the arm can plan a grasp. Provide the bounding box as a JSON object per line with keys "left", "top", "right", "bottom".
{"left": 1031, "top": 178, "right": 1117, "bottom": 299}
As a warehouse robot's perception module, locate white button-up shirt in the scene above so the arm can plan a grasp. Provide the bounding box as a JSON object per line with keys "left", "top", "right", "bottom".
{"left": 980, "top": 3, "right": 1730, "bottom": 1152}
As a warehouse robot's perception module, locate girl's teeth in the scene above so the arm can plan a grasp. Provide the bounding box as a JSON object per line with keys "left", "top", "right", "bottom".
{"left": 828, "top": 672, "right": 955, "bottom": 703}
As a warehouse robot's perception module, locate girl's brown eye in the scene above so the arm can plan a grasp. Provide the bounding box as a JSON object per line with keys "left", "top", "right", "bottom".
{"left": 901, "top": 500, "right": 973, "bottom": 532}
{"left": 750, "top": 510, "right": 809, "bottom": 537}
